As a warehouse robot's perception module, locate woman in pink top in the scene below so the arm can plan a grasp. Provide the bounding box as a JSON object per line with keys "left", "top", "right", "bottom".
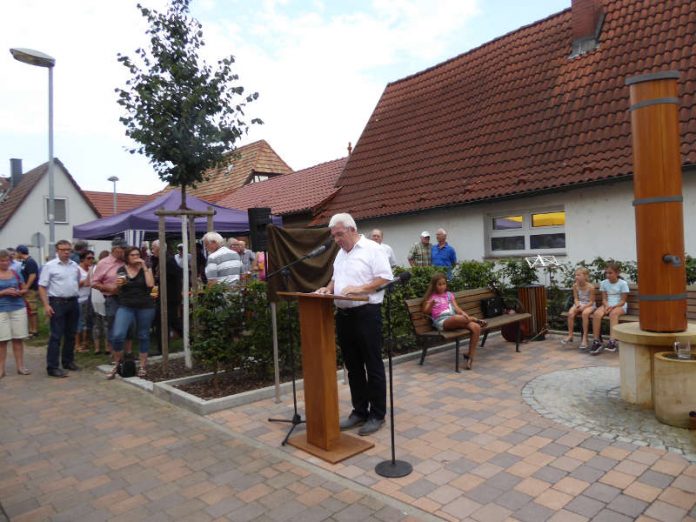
{"left": 422, "top": 272, "right": 486, "bottom": 370}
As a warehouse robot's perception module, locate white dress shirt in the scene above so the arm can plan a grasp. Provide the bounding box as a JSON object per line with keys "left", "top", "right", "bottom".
{"left": 380, "top": 243, "right": 397, "bottom": 267}
{"left": 332, "top": 235, "right": 393, "bottom": 308}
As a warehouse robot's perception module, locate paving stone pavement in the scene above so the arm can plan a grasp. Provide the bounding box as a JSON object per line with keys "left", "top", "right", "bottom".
{"left": 0, "top": 346, "right": 433, "bottom": 521}
{"left": 3, "top": 337, "right": 696, "bottom": 521}
{"left": 210, "top": 334, "right": 696, "bottom": 521}
{"left": 522, "top": 366, "right": 696, "bottom": 459}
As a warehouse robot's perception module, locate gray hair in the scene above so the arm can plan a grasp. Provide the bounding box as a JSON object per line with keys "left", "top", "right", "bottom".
{"left": 202, "top": 232, "right": 224, "bottom": 245}
{"left": 151, "top": 240, "right": 159, "bottom": 248}
{"left": 329, "top": 213, "right": 357, "bottom": 231}
{"left": 436, "top": 228, "right": 447, "bottom": 235}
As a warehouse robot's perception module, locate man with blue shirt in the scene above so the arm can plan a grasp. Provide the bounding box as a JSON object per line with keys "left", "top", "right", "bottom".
{"left": 38, "top": 239, "right": 81, "bottom": 378}
{"left": 431, "top": 228, "right": 457, "bottom": 275}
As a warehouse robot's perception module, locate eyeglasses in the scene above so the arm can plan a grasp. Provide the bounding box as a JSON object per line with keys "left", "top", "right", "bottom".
{"left": 57, "top": 248, "right": 73, "bottom": 252}
{"left": 86, "top": 256, "right": 95, "bottom": 260}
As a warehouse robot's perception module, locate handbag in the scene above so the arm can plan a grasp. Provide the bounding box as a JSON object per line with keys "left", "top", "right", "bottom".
{"left": 117, "top": 355, "right": 137, "bottom": 378}
{"left": 481, "top": 296, "right": 504, "bottom": 318}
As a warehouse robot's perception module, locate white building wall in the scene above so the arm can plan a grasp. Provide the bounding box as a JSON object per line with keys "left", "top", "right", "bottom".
{"left": 0, "top": 163, "right": 100, "bottom": 263}
{"left": 358, "top": 174, "right": 696, "bottom": 269}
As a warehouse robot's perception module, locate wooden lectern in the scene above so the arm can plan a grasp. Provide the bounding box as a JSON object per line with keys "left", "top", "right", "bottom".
{"left": 277, "top": 292, "right": 374, "bottom": 463}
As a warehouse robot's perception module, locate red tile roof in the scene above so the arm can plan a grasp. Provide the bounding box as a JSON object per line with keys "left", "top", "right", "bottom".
{"left": 0, "top": 159, "right": 100, "bottom": 229}
{"left": 185, "top": 140, "right": 293, "bottom": 203}
{"left": 318, "top": 0, "right": 696, "bottom": 222}
{"left": 83, "top": 191, "right": 158, "bottom": 217}
{"left": 216, "top": 157, "right": 347, "bottom": 216}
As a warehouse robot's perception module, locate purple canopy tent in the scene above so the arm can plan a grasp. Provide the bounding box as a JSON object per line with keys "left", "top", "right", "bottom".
{"left": 73, "top": 189, "right": 281, "bottom": 240}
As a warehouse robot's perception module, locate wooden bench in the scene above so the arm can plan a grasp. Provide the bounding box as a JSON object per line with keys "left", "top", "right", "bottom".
{"left": 404, "top": 288, "right": 532, "bottom": 372}
{"left": 561, "top": 284, "right": 696, "bottom": 325}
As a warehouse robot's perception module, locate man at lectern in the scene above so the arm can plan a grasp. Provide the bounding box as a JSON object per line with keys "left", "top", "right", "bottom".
{"left": 316, "top": 213, "right": 393, "bottom": 436}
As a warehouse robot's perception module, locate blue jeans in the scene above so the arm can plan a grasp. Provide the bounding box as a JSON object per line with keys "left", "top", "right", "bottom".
{"left": 47, "top": 297, "right": 79, "bottom": 371}
{"left": 111, "top": 306, "right": 156, "bottom": 354}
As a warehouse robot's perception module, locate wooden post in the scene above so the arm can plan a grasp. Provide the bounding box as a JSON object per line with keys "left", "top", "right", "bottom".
{"left": 207, "top": 206, "right": 214, "bottom": 232}
{"left": 626, "top": 71, "right": 687, "bottom": 332}
{"left": 158, "top": 212, "right": 169, "bottom": 369}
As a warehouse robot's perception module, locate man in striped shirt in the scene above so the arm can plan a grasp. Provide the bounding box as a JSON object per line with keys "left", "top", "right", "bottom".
{"left": 202, "top": 232, "right": 242, "bottom": 286}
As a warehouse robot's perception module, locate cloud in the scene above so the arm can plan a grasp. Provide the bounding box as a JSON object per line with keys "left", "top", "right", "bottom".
{"left": 0, "top": 0, "right": 479, "bottom": 191}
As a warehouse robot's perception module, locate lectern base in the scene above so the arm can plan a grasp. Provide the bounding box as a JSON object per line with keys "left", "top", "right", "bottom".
{"left": 287, "top": 433, "right": 374, "bottom": 464}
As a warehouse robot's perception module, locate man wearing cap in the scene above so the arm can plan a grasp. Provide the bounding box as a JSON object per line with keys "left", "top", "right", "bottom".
{"left": 408, "top": 231, "right": 432, "bottom": 267}
{"left": 91, "top": 238, "right": 127, "bottom": 350}
{"left": 16, "top": 245, "right": 40, "bottom": 337}
{"left": 38, "top": 239, "right": 81, "bottom": 377}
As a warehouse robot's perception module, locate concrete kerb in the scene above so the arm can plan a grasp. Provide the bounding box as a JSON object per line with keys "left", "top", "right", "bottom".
{"left": 97, "top": 333, "right": 503, "bottom": 415}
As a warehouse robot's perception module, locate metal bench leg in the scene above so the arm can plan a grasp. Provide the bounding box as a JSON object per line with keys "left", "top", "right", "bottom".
{"left": 455, "top": 338, "right": 460, "bottom": 373}
{"left": 480, "top": 331, "right": 489, "bottom": 347}
{"left": 515, "top": 323, "right": 521, "bottom": 352}
{"left": 419, "top": 343, "right": 428, "bottom": 365}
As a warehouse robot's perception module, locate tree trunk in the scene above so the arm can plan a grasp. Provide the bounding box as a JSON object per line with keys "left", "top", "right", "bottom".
{"left": 180, "top": 184, "right": 187, "bottom": 209}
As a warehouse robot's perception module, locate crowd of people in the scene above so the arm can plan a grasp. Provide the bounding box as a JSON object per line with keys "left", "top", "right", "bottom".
{"left": 0, "top": 232, "right": 265, "bottom": 380}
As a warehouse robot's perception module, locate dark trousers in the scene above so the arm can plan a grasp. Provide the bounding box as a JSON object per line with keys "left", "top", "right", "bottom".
{"left": 47, "top": 297, "right": 79, "bottom": 371}
{"left": 336, "top": 304, "right": 386, "bottom": 420}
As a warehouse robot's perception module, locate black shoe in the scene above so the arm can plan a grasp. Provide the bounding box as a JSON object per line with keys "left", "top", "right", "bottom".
{"left": 63, "top": 362, "right": 81, "bottom": 371}
{"left": 339, "top": 412, "right": 367, "bottom": 431}
{"left": 358, "top": 417, "right": 385, "bottom": 436}
{"left": 590, "top": 340, "right": 605, "bottom": 356}
{"left": 47, "top": 368, "right": 68, "bottom": 378}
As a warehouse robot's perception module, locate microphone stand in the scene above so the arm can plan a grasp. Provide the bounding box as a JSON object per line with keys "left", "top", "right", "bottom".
{"left": 266, "top": 253, "right": 324, "bottom": 445}
{"left": 375, "top": 282, "right": 413, "bottom": 478}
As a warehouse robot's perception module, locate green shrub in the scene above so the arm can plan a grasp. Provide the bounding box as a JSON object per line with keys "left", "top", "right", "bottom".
{"left": 451, "top": 260, "right": 499, "bottom": 290}
{"left": 496, "top": 258, "right": 539, "bottom": 289}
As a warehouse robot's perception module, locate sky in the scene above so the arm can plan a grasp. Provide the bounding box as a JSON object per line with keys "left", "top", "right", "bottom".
{"left": 0, "top": 0, "right": 570, "bottom": 195}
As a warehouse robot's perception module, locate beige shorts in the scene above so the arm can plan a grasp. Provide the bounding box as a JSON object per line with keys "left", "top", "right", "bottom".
{"left": 25, "top": 289, "right": 38, "bottom": 316}
{"left": 0, "top": 308, "right": 29, "bottom": 342}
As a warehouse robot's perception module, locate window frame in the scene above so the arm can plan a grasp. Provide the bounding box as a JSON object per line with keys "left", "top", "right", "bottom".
{"left": 485, "top": 207, "right": 566, "bottom": 257}
{"left": 45, "top": 197, "right": 68, "bottom": 224}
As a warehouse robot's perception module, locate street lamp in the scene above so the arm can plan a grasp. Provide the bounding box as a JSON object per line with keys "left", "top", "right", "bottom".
{"left": 107, "top": 176, "right": 119, "bottom": 214}
{"left": 10, "top": 47, "right": 56, "bottom": 256}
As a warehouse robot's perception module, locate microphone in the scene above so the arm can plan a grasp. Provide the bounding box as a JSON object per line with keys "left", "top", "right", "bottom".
{"left": 305, "top": 239, "right": 333, "bottom": 259}
{"left": 376, "top": 271, "right": 412, "bottom": 292}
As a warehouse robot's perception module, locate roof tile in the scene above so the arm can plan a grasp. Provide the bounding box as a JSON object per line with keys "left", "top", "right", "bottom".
{"left": 319, "top": 0, "right": 696, "bottom": 222}
{"left": 185, "top": 140, "right": 292, "bottom": 203}
{"left": 217, "top": 157, "right": 347, "bottom": 216}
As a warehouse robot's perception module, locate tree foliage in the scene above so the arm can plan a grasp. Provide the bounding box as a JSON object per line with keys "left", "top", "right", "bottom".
{"left": 115, "top": 0, "right": 261, "bottom": 207}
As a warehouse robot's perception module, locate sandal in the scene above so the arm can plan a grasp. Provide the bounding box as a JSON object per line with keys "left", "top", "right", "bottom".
{"left": 17, "top": 368, "right": 31, "bottom": 375}
{"left": 465, "top": 357, "right": 473, "bottom": 370}
{"left": 137, "top": 367, "right": 147, "bottom": 378}
{"left": 106, "top": 367, "right": 118, "bottom": 380}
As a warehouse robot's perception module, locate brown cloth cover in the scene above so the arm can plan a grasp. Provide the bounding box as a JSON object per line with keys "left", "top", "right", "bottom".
{"left": 266, "top": 224, "right": 339, "bottom": 302}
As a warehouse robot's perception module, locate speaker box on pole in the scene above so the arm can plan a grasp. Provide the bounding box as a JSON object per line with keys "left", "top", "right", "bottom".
{"left": 248, "top": 207, "right": 271, "bottom": 251}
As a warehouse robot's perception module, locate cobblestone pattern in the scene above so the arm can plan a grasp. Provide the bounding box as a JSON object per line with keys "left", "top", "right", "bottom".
{"left": 0, "top": 347, "right": 430, "bottom": 521}
{"left": 522, "top": 366, "right": 696, "bottom": 462}
{"left": 213, "top": 335, "right": 696, "bottom": 521}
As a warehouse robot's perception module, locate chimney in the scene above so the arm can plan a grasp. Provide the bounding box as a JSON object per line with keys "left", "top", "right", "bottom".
{"left": 347, "top": 142, "right": 353, "bottom": 155}
{"left": 10, "top": 158, "right": 22, "bottom": 188}
{"left": 570, "top": 0, "right": 604, "bottom": 58}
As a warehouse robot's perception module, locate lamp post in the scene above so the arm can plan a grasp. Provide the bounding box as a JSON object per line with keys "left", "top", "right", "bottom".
{"left": 10, "top": 47, "right": 56, "bottom": 256}
{"left": 107, "top": 176, "right": 119, "bottom": 214}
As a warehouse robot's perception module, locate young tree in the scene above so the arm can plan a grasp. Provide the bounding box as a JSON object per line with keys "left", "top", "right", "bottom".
{"left": 116, "top": 0, "right": 261, "bottom": 208}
